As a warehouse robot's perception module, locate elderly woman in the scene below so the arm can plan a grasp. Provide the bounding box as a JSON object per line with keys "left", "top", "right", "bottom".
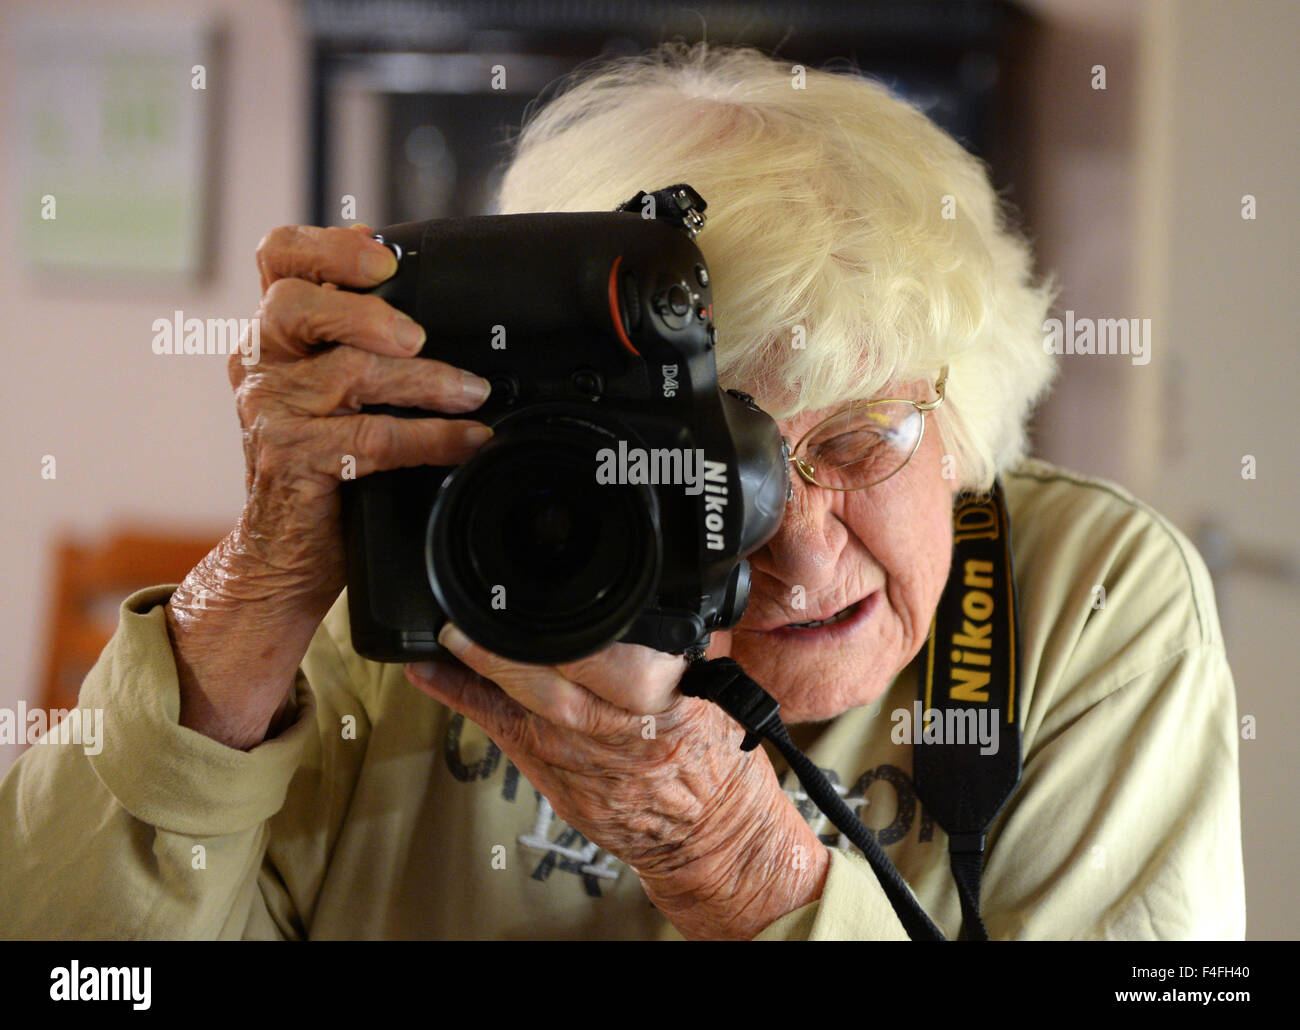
{"left": 0, "top": 44, "right": 1243, "bottom": 940}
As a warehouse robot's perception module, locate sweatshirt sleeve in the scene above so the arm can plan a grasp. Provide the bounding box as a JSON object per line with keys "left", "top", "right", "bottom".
{"left": 752, "top": 848, "right": 912, "bottom": 940}
{"left": 0, "top": 585, "right": 318, "bottom": 939}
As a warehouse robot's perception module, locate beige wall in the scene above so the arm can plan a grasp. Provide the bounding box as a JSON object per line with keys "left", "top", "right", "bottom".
{"left": 1132, "top": 0, "right": 1300, "bottom": 942}
{"left": 1018, "top": 0, "right": 1144, "bottom": 486}
{"left": 1022, "top": 0, "right": 1299, "bottom": 941}
{"left": 0, "top": 0, "right": 307, "bottom": 770}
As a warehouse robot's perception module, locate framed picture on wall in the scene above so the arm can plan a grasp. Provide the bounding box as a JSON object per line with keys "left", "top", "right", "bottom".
{"left": 14, "top": 13, "right": 218, "bottom": 281}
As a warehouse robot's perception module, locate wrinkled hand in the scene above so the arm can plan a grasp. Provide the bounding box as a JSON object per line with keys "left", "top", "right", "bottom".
{"left": 405, "top": 626, "right": 830, "bottom": 940}
{"left": 167, "top": 223, "right": 494, "bottom": 749}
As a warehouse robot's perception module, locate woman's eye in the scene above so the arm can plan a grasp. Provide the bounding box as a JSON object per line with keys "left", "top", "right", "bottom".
{"left": 817, "top": 429, "right": 885, "bottom": 465}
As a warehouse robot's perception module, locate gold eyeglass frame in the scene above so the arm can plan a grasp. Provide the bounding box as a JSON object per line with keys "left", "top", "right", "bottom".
{"left": 788, "top": 365, "right": 949, "bottom": 491}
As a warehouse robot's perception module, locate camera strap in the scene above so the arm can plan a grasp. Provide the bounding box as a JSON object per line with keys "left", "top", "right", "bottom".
{"left": 913, "top": 481, "right": 1023, "bottom": 940}
{"left": 680, "top": 480, "right": 1023, "bottom": 941}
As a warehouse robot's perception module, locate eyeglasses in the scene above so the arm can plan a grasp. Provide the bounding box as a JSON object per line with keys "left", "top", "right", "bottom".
{"left": 786, "top": 366, "right": 949, "bottom": 491}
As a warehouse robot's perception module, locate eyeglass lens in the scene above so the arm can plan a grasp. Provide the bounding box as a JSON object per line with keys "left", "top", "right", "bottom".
{"left": 795, "top": 402, "right": 924, "bottom": 489}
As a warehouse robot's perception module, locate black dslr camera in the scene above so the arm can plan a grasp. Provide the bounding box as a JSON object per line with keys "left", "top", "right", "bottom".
{"left": 342, "top": 185, "right": 790, "bottom": 665}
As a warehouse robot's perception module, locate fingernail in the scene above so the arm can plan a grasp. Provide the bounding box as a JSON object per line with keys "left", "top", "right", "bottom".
{"left": 438, "top": 622, "right": 470, "bottom": 656}
{"left": 395, "top": 312, "right": 426, "bottom": 352}
{"left": 460, "top": 370, "right": 492, "bottom": 404}
{"left": 359, "top": 245, "right": 397, "bottom": 281}
{"left": 407, "top": 661, "right": 438, "bottom": 681}
{"left": 462, "top": 424, "right": 493, "bottom": 447}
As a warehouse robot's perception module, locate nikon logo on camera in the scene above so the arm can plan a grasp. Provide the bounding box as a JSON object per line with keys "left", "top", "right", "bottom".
{"left": 594, "top": 445, "right": 730, "bottom": 549}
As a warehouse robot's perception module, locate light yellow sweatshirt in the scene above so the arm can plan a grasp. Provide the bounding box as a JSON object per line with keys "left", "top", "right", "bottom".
{"left": 0, "top": 459, "right": 1246, "bottom": 939}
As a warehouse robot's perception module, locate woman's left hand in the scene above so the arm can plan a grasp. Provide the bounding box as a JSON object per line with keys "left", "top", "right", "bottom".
{"left": 405, "top": 624, "right": 830, "bottom": 940}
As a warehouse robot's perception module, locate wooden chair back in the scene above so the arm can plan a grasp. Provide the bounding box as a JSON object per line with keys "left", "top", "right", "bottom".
{"left": 40, "top": 529, "right": 221, "bottom": 713}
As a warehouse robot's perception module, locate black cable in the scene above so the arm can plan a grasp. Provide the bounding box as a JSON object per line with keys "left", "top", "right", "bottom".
{"left": 680, "top": 656, "right": 946, "bottom": 941}
{"left": 764, "top": 721, "right": 945, "bottom": 941}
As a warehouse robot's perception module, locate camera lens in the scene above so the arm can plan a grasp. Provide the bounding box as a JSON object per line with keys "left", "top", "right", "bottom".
{"left": 427, "top": 417, "right": 662, "bottom": 664}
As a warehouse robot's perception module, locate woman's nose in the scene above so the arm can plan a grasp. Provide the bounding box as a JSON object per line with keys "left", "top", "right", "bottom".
{"left": 750, "top": 467, "right": 842, "bottom": 587}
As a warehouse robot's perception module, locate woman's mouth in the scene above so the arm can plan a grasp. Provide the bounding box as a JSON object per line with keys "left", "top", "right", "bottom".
{"left": 786, "top": 604, "right": 859, "bottom": 629}
{"left": 752, "top": 591, "right": 879, "bottom": 640}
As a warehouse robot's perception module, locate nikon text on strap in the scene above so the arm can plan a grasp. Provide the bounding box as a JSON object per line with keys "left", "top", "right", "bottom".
{"left": 914, "top": 480, "right": 1023, "bottom": 940}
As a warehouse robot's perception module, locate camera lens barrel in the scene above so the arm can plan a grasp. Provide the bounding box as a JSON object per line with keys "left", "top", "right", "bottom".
{"left": 426, "top": 416, "right": 663, "bottom": 664}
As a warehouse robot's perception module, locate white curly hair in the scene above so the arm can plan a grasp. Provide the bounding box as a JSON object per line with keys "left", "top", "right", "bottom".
{"left": 494, "top": 42, "right": 1058, "bottom": 492}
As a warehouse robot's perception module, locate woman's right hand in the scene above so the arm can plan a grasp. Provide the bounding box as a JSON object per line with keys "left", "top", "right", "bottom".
{"left": 165, "top": 224, "right": 493, "bottom": 749}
